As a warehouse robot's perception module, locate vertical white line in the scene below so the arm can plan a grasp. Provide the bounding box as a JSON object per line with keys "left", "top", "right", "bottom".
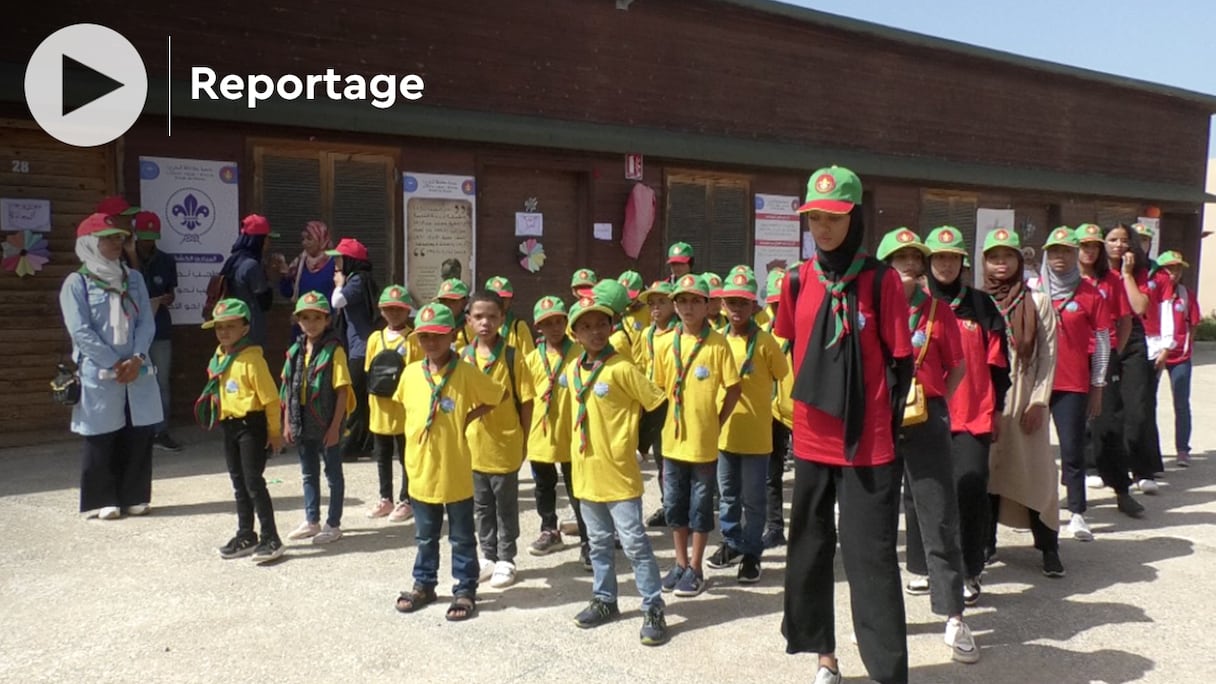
{"left": 167, "top": 35, "right": 172, "bottom": 136}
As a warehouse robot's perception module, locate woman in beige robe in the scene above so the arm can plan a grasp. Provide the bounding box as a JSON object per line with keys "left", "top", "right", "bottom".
{"left": 982, "top": 230, "right": 1063, "bottom": 577}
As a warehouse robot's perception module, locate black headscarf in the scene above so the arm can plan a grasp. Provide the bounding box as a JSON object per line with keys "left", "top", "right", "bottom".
{"left": 927, "top": 264, "right": 1011, "bottom": 411}
{"left": 219, "top": 233, "right": 266, "bottom": 281}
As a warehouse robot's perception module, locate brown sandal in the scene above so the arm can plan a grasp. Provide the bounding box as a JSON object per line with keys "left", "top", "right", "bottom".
{"left": 445, "top": 595, "right": 477, "bottom": 622}
{"left": 395, "top": 586, "right": 437, "bottom": 613}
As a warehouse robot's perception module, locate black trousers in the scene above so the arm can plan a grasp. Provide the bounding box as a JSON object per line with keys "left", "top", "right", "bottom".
{"left": 80, "top": 413, "right": 153, "bottom": 512}
{"left": 1118, "top": 337, "right": 1163, "bottom": 479}
{"left": 341, "top": 359, "right": 373, "bottom": 458}
{"left": 372, "top": 432, "right": 408, "bottom": 502}
{"left": 1093, "top": 357, "right": 1132, "bottom": 495}
{"left": 1051, "top": 391, "right": 1089, "bottom": 514}
{"left": 222, "top": 412, "right": 279, "bottom": 540}
{"left": 988, "top": 496, "right": 1057, "bottom": 552}
{"left": 900, "top": 399, "right": 965, "bottom": 617}
{"left": 951, "top": 431, "right": 991, "bottom": 579}
{"left": 531, "top": 461, "right": 588, "bottom": 542}
{"left": 782, "top": 458, "right": 908, "bottom": 684}
{"left": 767, "top": 420, "right": 791, "bottom": 533}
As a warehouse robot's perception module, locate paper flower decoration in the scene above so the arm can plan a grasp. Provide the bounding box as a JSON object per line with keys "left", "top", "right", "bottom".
{"left": 519, "top": 238, "right": 545, "bottom": 273}
{"left": 2, "top": 230, "right": 50, "bottom": 277}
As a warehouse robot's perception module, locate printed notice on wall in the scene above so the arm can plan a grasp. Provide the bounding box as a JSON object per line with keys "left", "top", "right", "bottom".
{"left": 754, "top": 194, "right": 802, "bottom": 298}
{"left": 0, "top": 198, "right": 51, "bottom": 232}
{"left": 404, "top": 173, "right": 477, "bottom": 304}
{"left": 139, "top": 156, "right": 240, "bottom": 325}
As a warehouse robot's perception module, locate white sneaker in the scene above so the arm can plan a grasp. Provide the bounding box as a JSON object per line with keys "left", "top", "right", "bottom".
{"left": 312, "top": 524, "right": 342, "bottom": 544}
{"left": 479, "top": 557, "right": 496, "bottom": 582}
{"left": 905, "top": 577, "right": 930, "bottom": 595}
{"left": 813, "top": 665, "right": 842, "bottom": 684}
{"left": 1086, "top": 475, "right": 1106, "bottom": 489}
{"left": 125, "top": 504, "right": 150, "bottom": 516}
{"left": 489, "top": 560, "right": 517, "bottom": 588}
{"left": 1068, "top": 514, "right": 1094, "bottom": 542}
{"left": 1136, "top": 479, "right": 1159, "bottom": 495}
{"left": 98, "top": 506, "right": 121, "bottom": 520}
{"left": 945, "top": 617, "right": 980, "bottom": 664}
{"left": 963, "top": 576, "right": 981, "bottom": 606}
{"left": 286, "top": 521, "right": 321, "bottom": 540}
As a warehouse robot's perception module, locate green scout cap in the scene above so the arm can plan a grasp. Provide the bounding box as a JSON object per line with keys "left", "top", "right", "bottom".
{"left": 414, "top": 303, "right": 456, "bottom": 334}
{"left": 672, "top": 273, "right": 710, "bottom": 299}
{"left": 571, "top": 268, "right": 598, "bottom": 290}
{"left": 729, "top": 264, "right": 755, "bottom": 277}
{"left": 378, "top": 284, "right": 412, "bottom": 309}
{"left": 533, "top": 295, "right": 568, "bottom": 324}
{"left": 765, "top": 269, "right": 786, "bottom": 304}
{"left": 1132, "top": 222, "right": 1155, "bottom": 239}
{"left": 568, "top": 293, "right": 617, "bottom": 330}
{"left": 485, "top": 276, "right": 514, "bottom": 299}
{"left": 1044, "top": 226, "right": 1079, "bottom": 250}
{"left": 1156, "top": 250, "right": 1189, "bottom": 269}
{"left": 797, "top": 166, "right": 862, "bottom": 214}
{"left": 925, "top": 225, "right": 967, "bottom": 256}
{"left": 982, "top": 228, "right": 1021, "bottom": 253}
{"left": 720, "top": 271, "right": 758, "bottom": 301}
{"left": 592, "top": 279, "right": 630, "bottom": 316}
{"left": 201, "top": 298, "right": 251, "bottom": 329}
{"left": 617, "top": 270, "right": 644, "bottom": 298}
{"left": 703, "top": 272, "right": 724, "bottom": 298}
{"left": 435, "top": 278, "right": 470, "bottom": 301}
{"left": 639, "top": 280, "right": 675, "bottom": 305}
{"left": 1075, "top": 223, "right": 1104, "bottom": 244}
{"left": 877, "top": 227, "right": 931, "bottom": 261}
{"left": 294, "top": 290, "right": 332, "bottom": 316}
{"left": 667, "top": 242, "right": 694, "bottom": 264}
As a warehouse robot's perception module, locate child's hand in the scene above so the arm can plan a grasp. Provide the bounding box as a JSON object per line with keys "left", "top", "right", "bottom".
{"left": 324, "top": 424, "right": 341, "bottom": 448}
{"left": 267, "top": 434, "right": 282, "bottom": 453}
{"left": 283, "top": 423, "right": 295, "bottom": 446}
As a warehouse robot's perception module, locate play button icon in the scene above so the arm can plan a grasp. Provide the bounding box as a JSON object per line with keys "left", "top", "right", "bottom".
{"left": 25, "top": 24, "right": 148, "bottom": 148}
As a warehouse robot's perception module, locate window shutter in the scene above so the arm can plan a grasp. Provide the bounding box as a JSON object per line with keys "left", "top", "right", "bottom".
{"left": 666, "top": 180, "right": 709, "bottom": 266}
{"left": 332, "top": 157, "right": 393, "bottom": 285}
{"left": 708, "top": 181, "right": 749, "bottom": 274}
{"left": 261, "top": 155, "right": 322, "bottom": 242}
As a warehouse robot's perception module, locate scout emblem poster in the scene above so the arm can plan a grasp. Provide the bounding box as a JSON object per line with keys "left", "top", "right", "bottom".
{"left": 403, "top": 173, "right": 477, "bottom": 302}
{"left": 753, "top": 194, "right": 801, "bottom": 298}
{"left": 139, "top": 156, "right": 240, "bottom": 325}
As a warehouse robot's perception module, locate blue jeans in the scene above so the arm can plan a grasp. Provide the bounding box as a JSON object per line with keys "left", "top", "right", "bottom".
{"left": 581, "top": 498, "right": 664, "bottom": 611}
{"left": 149, "top": 339, "right": 171, "bottom": 433}
{"left": 718, "top": 451, "right": 769, "bottom": 558}
{"left": 297, "top": 440, "right": 344, "bottom": 527}
{"left": 413, "top": 497, "right": 478, "bottom": 597}
{"left": 1050, "top": 391, "right": 1088, "bottom": 514}
{"left": 661, "top": 459, "right": 716, "bottom": 533}
{"left": 1167, "top": 360, "right": 1192, "bottom": 453}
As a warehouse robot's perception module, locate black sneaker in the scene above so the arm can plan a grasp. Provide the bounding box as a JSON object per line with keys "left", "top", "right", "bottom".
{"left": 762, "top": 528, "right": 786, "bottom": 549}
{"left": 153, "top": 432, "right": 182, "bottom": 452}
{"left": 1042, "top": 550, "right": 1066, "bottom": 578}
{"left": 251, "top": 538, "right": 285, "bottom": 564}
{"left": 573, "top": 598, "right": 620, "bottom": 628}
{"left": 1117, "top": 492, "right": 1145, "bottom": 518}
{"left": 706, "top": 542, "right": 742, "bottom": 569}
{"left": 646, "top": 508, "right": 667, "bottom": 528}
{"left": 737, "top": 555, "right": 761, "bottom": 584}
{"left": 217, "top": 533, "right": 257, "bottom": 559}
{"left": 639, "top": 605, "right": 669, "bottom": 646}
{"left": 580, "top": 544, "right": 593, "bottom": 572}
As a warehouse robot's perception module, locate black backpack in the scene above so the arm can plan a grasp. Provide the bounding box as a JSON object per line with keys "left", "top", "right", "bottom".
{"left": 367, "top": 330, "right": 407, "bottom": 397}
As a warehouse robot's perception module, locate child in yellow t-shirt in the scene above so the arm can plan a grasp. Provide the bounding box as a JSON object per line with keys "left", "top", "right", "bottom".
{"left": 197, "top": 298, "right": 284, "bottom": 564}
{"left": 638, "top": 280, "right": 677, "bottom": 527}
{"left": 485, "top": 276, "right": 536, "bottom": 356}
{"left": 652, "top": 274, "right": 742, "bottom": 597}
{"left": 523, "top": 296, "right": 589, "bottom": 563}
{"left": 707, "top": 272, "right": 789, "bottom": 582}
{"left": 616, "top": 270, "right": 652, "bottom": 365}
{"left": 392, "top": 303, "right": 503, "bottom": 620}
{"left": 464, "top": 290, "right": 535, "bottom": 590}
{"left": 281, "top": 291, "right": 356, "bottom": 545}
{"left": 704, "top": 272, "right": 729, "bottom": 330}
{"left": 433, "top": 278, "right": 474, "bottom": 350}
{"left": 365, "top": 285, "right": 422, "bottom": 522}
{"left": 565, "top": 293, "right": 669, "bottom": 645}
{"left": 763, "top": 269, "right": 794, "bottom": 549}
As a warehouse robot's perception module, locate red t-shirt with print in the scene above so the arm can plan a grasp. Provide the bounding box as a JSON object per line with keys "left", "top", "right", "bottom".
{"left": 775, "top": 261, "right": 913, "bottom": 467}
{"left": 908, "top": 295, "right": 964, "bottom": 400}
{"left": 1086, "top": 271, "right": 1128, "bottom": 337}
{"left": 947, "top": 315, "right": 1006, "bottom": 437}
{"left": 1166, "top": 285, "right": 1201, "bottom": 364}
{"left": 1051, "top": 279, "right": 1106, "bottom": 394}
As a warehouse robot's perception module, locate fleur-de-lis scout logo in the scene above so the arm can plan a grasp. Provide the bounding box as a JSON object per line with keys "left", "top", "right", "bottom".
{"left": 442, "top": 282, "right": 453, "bottom": 293}
{"left": 579, "top": 296, "right": 595, "bottom": 308}
{"left": 1053, "top": 228, "right": 1069, "bottom": 241}
{"left": 671, "top": 245, "right": 684, "bottom": 255}
{"left": 940, "top": 230, "right": 955, "bottom": 243}
{"left": 680, "top": 275, "right": 696, "bottom": 288}
{"left": 305, "top": 292, "right": 318, "bottom": 303}
{"left": 994, "top": 229, "right": 1010, "bottom": 241}
{"left": 1085, "top": 225, "right": 1100, "bottom": 236}
{"left": 733, "top": 274, "right": 747, "bottom": 285}
{"left": 420, "top": 307, "right": 436, "bottom": 322}
{"left": 215, "top": 302, "right": 227, "bottom": 314}
{"left": 541, "top": 298, "right": 555, "bottom": 310}
{"left": 897, "top": 230, "right": 915, "bottom": 243}
{"left": 390, "top": 287, "right": 402, "bottom": 299}
{"left": 814, "top": 173, "right": 836, "bottom": 194}
{"left": 578, "top": 270, "right": 591, "bottom": 280}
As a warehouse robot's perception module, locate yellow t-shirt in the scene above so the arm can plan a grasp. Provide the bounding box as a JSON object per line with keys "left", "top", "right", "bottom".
{"left": 641, "top": 321, "right": 677, "bottom": 381}
{"left": 525, "top": 340, "right": 583, "bottom": 464}
{"left": 608, "top": 328, "right": 634, "bottom": 366}
{"left": 365, "top": 328, "right": 422, "bottom": 435}
{"left": 652, "top": 326, "right": 741, "bottom": 463}
{"left": 621, "top": 306, "right": 652, "bottom": 366}
{"left": 753, "top": 306, "right": 772, "bottom": 328}
{"left": 769, "top": 324, "right": 794, "bottom": 429}
{"left": 298, "top": 344, "right": 356, "bottom": 417}
{"left": 566, "top": 353, "right": 666, "bottom": 502}
{"left": 718, "top": 326, "right": 789, "bottom": 454}
{"left": 454, "top": 320, "right": 475, "bottom": 353}
{"left": 502, "top": 315, "right": 536, "bottom": 357}
{"left": 464, "top": 338, "right": 536, "bottom": 474}
{"left": 217, "top": 345, "right": 282, "bottom": 438}
{"left": 395, "top": 357, "right": 504, "bottom": 504}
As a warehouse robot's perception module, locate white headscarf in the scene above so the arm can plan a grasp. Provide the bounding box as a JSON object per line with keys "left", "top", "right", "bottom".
{"left": 75, "top": 235, "right": 131, "bottom": 346}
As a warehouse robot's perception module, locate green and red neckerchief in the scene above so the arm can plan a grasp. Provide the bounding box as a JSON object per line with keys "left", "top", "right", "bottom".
{"left": 279, "top": 333, "right": 340, "bottom": 407}
{"left": 78, "top": 265, "right": 139, "bottom": 317}
{"left": 419, "top": 354, "right": 460, "bottom": 444}
{"left": 671, "top": 321, "right": 711, "bottom": 439}
{"left": 949, "top": 285, "right": 968, "bottom": 309}
{"left": 907, "top": 287, "right": 929, "bottom": 332}
{"left": 498, "top": 313, "right": 518, "bottom": 344}
{"left": 571, "top": 346, "right": 616, "bottom": 453}
{"left": 812, "top": 250, "right": 869, "bottom": 348}
{"left": 1051, "top": 291, "right": 1077, "bottom": 317}
{"left": 727, "top": 320, "right": 760, "bottom": 376}
{"left": 462, "top": 334, "right": 506, "bottom": 374}
{"left": 194, "top": 337, "right": 253, "bottom": 429}
{"left": 646, "top": 318, "right": 676, "bottom": 361}
{"left": 537, "top": 337, "right": 574, "bottom": 435}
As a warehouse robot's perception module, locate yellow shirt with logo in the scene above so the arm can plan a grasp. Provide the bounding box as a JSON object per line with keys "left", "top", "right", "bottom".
{"left": 395, "top": 357, "right": 504, "bottom": 504}
{"left": 621, "top": 306, "right": 652, "bottom": 365}
{"left": 718, "top": 326, "right": 789, "bottom": 454}
{"left": 365, "top": 328, "right": 422, "bottom": 435}
{"left": 565, "top": 354, "right": 666, "bottom": 502}
{"left": 608, "top": 328, "right": 634, "bottom": 366}
{"left": 465, "top": 338, "right": 536, "bottom": 474}
{"left": 525, "top": 340, "right": 582, "bottom": 464}
{"left": 217, "top": 345, "right": 282, "bottom": 438}
{"left": 652, "top": 326, "right": 741, "bottom": 464}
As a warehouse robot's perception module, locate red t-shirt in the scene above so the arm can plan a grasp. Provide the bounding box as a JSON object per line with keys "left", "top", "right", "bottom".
{"left": 1086, "top": 271, "right": 1128, "bottom": 337}
{"left": 947, "top": 315, "right": 1006, "bottom": 437}
{"left": 909, "top": 295, "right": 963, "bottom": 399}
{"left": 1051, "top": 279, "right": 1106, "bottom": 394}
{"left": 775, "top": 261, "right": 912, "bottom": 467}
{"left": 1166, "top": 285, "right": 1201, "bottom": 364}
{"left": 1138, "top": 270, "right": 1171, "bottom": 337}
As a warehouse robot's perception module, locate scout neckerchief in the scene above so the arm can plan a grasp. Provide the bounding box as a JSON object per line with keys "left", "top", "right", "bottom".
{"left": 279, "top": 331, "right": 341, "bottom": 431}
{"left": 907, "top": 287, "right": 929, "bottom": 332}
{"left": 812, "top": 250, "right": 868, "bottom": 348}
{"left": 537, "top": 337, "right": 574, "bottom": 435}
{"left": 571, "top": 346, "right": 616, "bottom": 453}
{"left": 646, "top": 317, "right": 675, "bottom": 361}
{"left": 78, "top": 265, "right": 138, "bottom": 314}
{"left": 671, "top": 321, "right": 711, "bottom": 439}
{"left": 498, "top": 312, "right": 517, "bottom": 343}
{"left": 728, "top": 320, "right": 760, "bottom": 376}
{"left": 419, "top": 354, "right": 460, "bottom": 444}
{"left": 194, "top": 336, "right": 253, "bottom": 429}
{"left": 462, "top": 334, "right": 506, "bottom": 374}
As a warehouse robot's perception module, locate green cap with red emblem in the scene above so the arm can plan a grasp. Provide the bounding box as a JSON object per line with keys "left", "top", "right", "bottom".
{"left": 982, "top": 228, "right": 1021, "bottom": 253}
{"left": 877, "top": 227, "right": 930, "bottom": 261}
{"left": 1044, "top": 226, "right": 1079, "bottom": 250}
{"left": 667, "top": 242, "right": 694, "bottom": 264}
{"left": 293, "top": 290, "right": 332, "bottom": 315}
{"left": 617, "top": 270, "right": 644, "bottom": 299}
{"left": 414, "top": 303, "right": 455, "bottom": 334}
{"left": 720, "top": 271, "right": 757, "bottom": 301}
{"left": 797, "top": 166, "right": 862, "bottom": 214}
{"left": 765, "top": 269, "right": 786, "bottom": 304}
{"left": 485, "top": 276, "right": 514, "bottom": 299}
{"left": 435, "top": 278, "right": 470, "bottom": 301}
{"left": 201, "top": 298, "right": 251, "bottom": 329}
{"left": 378, "top": 284, "right": 412, "bottom": 309}
{"left": 639, "top": 280, "right": 675, "bottom": 305}
{"left": 924, "top": 225, "right": 967, "bottom": 256}
{"left": 1075, "top": 223, "right": 1104, "bottom": 244}
{"left": 533, "top": 295, "right": 568, "bottom": 324}
{"left": 672, "top": 273, "right": 710, "bottom": 299}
